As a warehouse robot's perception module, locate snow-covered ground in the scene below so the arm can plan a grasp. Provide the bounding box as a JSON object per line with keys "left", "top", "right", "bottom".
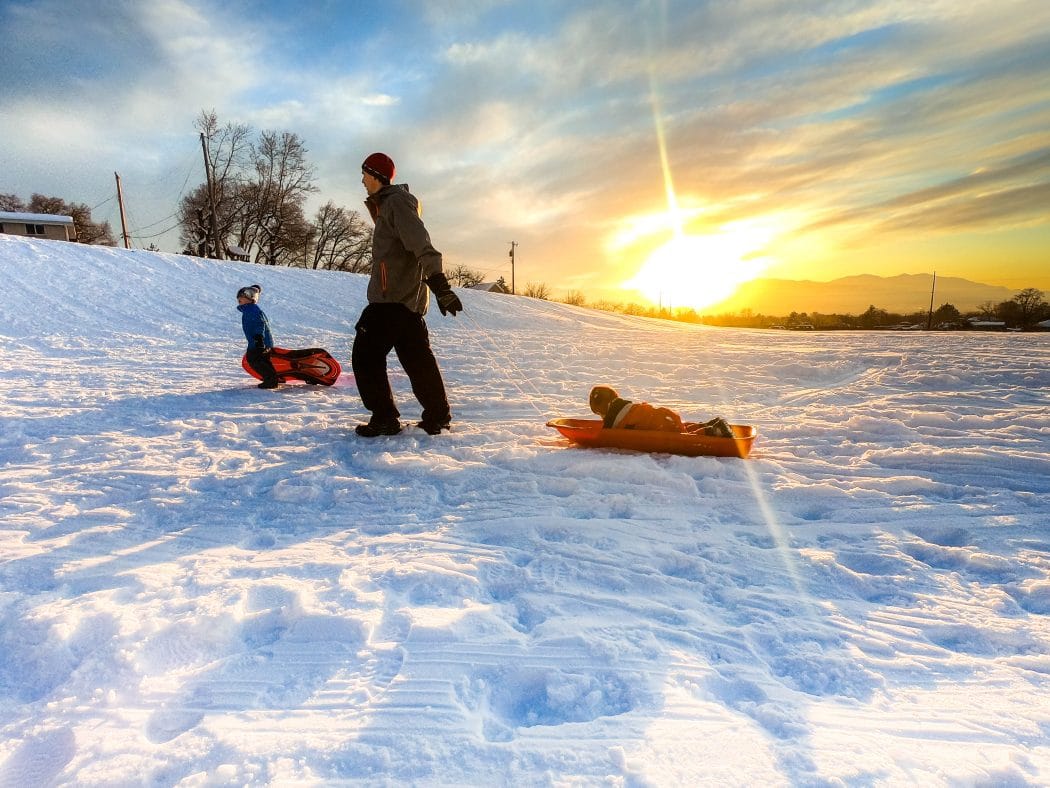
{"left": 2, "top": 234, "right": 1049, "bottom": 786}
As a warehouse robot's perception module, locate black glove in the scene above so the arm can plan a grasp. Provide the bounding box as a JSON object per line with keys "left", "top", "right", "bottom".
{"left": 426, "top": 273, "right": 463, "bottom": 317}
{"left": 253, "top": 335, "right": 269, "bottom": 354}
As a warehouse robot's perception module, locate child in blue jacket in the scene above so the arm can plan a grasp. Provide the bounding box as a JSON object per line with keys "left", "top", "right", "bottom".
{"left": 236, "top": 284, "right": 279, "bottom": 389}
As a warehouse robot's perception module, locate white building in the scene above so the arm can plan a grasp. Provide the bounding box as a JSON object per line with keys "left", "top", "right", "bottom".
{"left": 0, "top": 212, "right": 77, "bottom": 241}
{"left": 472, "top": 281, "right": 510, "bottom": 294}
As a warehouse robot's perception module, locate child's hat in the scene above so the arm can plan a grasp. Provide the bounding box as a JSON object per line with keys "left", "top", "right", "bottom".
{"left": 237, "top": 284, "right": 262, "bottom": 302}
{"left": 589, "top": 385, "right": 618, "bottom": 414}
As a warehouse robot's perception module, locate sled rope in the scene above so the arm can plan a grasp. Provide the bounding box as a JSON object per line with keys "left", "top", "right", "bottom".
{"left": 461, "top": 311, "right": 552, "bottom": 419}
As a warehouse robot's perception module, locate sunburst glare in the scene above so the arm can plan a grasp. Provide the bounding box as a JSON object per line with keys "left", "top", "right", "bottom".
{"left": 623, "top": 224, "right": 774, "bottom": 311}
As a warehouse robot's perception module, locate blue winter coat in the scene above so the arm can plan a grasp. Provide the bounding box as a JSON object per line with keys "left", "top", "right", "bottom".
{"left": 238, "top": 303, "right": 274, "bottom": 350}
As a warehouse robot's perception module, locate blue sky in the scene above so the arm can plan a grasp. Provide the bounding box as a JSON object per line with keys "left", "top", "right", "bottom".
{"left": 2, "top": 0, "right": 1048, "bottom": 308}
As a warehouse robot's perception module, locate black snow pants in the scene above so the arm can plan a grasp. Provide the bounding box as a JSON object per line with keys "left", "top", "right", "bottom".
{"left": 246, "top": 347, "right": 279, "bottom": 386}
{"left": 351, "top": 303, "right": 451, "bottom": 424}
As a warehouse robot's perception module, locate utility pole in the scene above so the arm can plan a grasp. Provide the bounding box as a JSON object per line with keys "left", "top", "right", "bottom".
{"left": 114, "top": 171, "right": 131, "bottom": 249}
{"left": 199, "top": 132, "right": 224, "bottom": 260}
{"left": 508, "top": 241, "right": 517, "bottom": 294}
{"left": 926, "top": 271, "right": 937, "bottom": 330}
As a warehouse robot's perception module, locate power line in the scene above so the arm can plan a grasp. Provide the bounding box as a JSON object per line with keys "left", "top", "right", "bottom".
{"left": 141, "top": 148, "right": 199, "bottom": 190}
{"left": 122, "top": 203, "right": 172, "bottom": 245}
{"left": 131, "top": 211, "right": 180, "bottom": 232}
{"left": 93, "top": 139, "right": 200, "bottom": 249}
{"left": 117, "top": 150, "right": 199, "bottom": 248}
{"left": 91, "top": 194, "right": 116, "bottom": 211}
{"left": 132, "top": 221, "right": 182, "bottom": 241}
{"left": 170, "top": 150, "right": 200, "bottom": 201}
{"left": 473, "top": 262, "right": 514, "bottom": 280}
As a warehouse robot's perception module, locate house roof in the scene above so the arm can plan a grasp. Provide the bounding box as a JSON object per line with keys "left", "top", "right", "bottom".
{"left": 0, "top": 211, "right": 75, "bottom": 225}
{"left": 472, "top": 282, "right": 508, "bottom": 292}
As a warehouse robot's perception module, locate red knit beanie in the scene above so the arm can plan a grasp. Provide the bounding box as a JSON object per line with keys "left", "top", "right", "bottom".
{"left": 362, "top": 152, "right": 395, "bottom": 184}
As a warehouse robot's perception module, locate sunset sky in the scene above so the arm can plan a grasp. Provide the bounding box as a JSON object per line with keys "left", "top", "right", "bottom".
{"left": 2, "top": 0, "right": 1048, "bottom": 310}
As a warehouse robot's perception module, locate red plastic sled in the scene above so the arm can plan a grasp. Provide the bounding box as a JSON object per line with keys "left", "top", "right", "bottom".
{"left": 242, "top": 347, "right": 341, "bottom": 386}
{"left": 546, "top": 418, "right": 757, "bottom": 458}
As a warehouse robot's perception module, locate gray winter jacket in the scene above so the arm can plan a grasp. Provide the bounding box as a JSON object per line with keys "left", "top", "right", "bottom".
{"left": 364, "top": 184, "right": 443, "bottom": 314}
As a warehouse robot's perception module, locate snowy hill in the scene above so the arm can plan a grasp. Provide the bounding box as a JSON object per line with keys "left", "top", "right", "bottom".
{"left": 2, "top": 234, "right": 1050, "bottom": 786}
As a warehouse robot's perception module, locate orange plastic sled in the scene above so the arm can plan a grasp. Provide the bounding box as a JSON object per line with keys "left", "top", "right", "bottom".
{"left": 242, "top": 347, "right": 341, "bottom": 386}
{"left": 546, "top": 418, "right": 757, "bottom": 459}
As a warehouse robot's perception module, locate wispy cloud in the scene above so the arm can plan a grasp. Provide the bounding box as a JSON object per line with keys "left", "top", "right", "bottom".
{"left": 2, "top": 0, "right": 1048, "bottom": 294}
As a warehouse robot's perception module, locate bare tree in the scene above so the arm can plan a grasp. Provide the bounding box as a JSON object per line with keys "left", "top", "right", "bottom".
{"left": 975, "top": 300, "right": 999, "bottom": 320}
{"left": 67, "top": 202, "right": 116, "bottom": 245}
{"left": 245, "top": 130, "right": 317, "bottom": 265}
{"left": 446, "top": 264, "right": 485, "bottom": 287}
{"left": 563, "top": 290, "right": 586, "bottom": 306}
{"left": 179, "top": 110, "right": 254, "bottom": 255}
{"left": 179, "top": 111, "right": 389, "bottom": 271}
{"left": 523, "top": 282, "right": 551, "bottom": 300}
{"left": 197, "top": 110, "right": 253, "bottom": 187}
{"left": 255, "top": 202, "right": 313, "bottom": 267}
{"left": 858, "top": 304, "right": 889, "bottom": 329}
{"left": 309, "top": 201, "right": 372, "bottom": 272}
{"left": 1011, "top": 288, "right": 1048, "bottom": 328}
{"left": 26, "top": 194, "right": 114, "bottom": 245}
{"left": 931, "top": 303, "right": 961, "bottom": 327}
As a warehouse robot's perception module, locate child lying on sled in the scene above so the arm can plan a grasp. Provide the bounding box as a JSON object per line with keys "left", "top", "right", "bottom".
{"left": 588, "top": 385, "right": 734, "bottom": 438}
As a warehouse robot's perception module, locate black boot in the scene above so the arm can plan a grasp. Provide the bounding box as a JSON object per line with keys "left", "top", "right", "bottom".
{"left": 355, "top": 417, "right": 402, "bottom": 437}
{"left": 416, "top": 420, "right": 450, "bottom": 435}
{"left": 705, "top": 417, "right": 733, "bottom": 438}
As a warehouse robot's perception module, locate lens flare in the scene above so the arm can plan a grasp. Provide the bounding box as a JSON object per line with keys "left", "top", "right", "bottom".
{"left": 623, "top": 53, "right": 774, "bottom": 311}
{"left": 624, "top": 227, "right": 773, "bottom": 311}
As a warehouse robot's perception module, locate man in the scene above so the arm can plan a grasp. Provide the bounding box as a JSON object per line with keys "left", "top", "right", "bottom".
{"left": 352, "top": 152, "right": 463, "bottom": 437}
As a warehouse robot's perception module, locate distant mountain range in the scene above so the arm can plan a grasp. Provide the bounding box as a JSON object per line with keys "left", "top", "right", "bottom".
{"left": 710, "top": 273, "right": 1018, "bottom": 315}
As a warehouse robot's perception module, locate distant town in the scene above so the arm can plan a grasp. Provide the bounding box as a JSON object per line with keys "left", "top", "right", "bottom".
{"left": 568, "top": 290, "right": 1050, "bottom": 332}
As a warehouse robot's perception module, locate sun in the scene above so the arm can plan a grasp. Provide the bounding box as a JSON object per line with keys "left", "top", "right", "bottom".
{"left": 623, "top": 223, "right": 774, "bottom": 311}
